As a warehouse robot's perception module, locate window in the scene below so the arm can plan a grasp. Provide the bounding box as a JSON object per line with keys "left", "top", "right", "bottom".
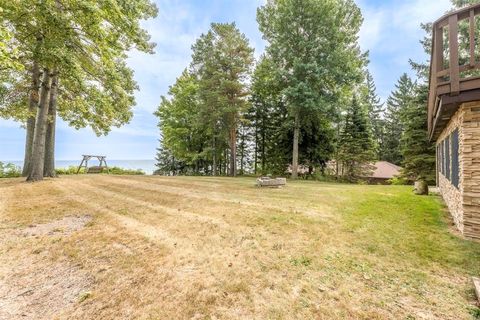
{"left": 451, "top": 129, "right": 459, "bottom": 188}
{"left": 437, "top": 144, "right": 440, "bottom": 174}
{"left": 440, "top": 141, "right": 445, "bottom": 175}
{"left": 445, "top": 136, "right": 451, "bottom": 181}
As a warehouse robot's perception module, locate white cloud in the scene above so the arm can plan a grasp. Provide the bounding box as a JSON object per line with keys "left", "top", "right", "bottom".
{"left": 358, "top": 0, "right": 451, "bottom": 53}
{"left": 357, "top": 0, "right": 451, "bottom": 101}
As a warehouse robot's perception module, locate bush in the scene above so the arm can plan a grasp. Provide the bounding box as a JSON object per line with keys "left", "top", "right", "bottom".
{"left": 108, "top": 166, "right": 145, "bottom": 175}
{"left": 56, "top": 166, "right": 84, "bottom": 175}
{"left": 389, "top": 176, "right": 410, "bottom": 185}
{"left": 56, "top": 166, "right": 145, "bottom": 175}
{"left": 0, "top": 162, "right": 22, "bottom": 178}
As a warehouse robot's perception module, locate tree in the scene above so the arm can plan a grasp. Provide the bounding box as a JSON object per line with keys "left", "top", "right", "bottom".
{"left": 248, "top": 55, "right": 290, "bottom": 175}
{"left": 257, "top": 0, "right": 366, "bottom": 179}
{"left": 1, "top": 0, "right": 158, "bottom": 181}
{"left": 400, "top": 84, "right": 436, "bottom": 184}
{"left": 190, "top": 23, "right": 254, "bottom": 177}
{"left": 337, "top": 97, "right": 376, "bottom": 182}
{"left": 361, "top": 70, "right": 384, "bottom": 158}
{"left": 381, "top": 73, "right": 416, "bottom": 165}
{"left": 155, "top": 70, "right": 207, "bottom": 175}
{"left": 299, "top": 111, "right": 335, "bottom": 176}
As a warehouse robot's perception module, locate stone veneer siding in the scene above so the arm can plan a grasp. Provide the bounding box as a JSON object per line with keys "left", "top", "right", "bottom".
{"left": 437, "top": 101, "right": 480, "bottom": 239}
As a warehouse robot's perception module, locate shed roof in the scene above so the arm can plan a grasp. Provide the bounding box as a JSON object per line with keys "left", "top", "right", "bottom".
{"left": 370, "top": 161, "right": 402, "bottom": 179}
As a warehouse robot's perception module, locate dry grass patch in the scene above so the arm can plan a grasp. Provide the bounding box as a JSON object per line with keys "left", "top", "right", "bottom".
{"left": 0, "top": 175, "right": 479, "bottom": 319}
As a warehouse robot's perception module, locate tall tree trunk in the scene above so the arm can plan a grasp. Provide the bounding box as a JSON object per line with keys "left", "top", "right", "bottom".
{"left": 22, "top": 63, "right": 41, "bottom": 177}
{"left": 291, "top": 111, "right": 300, "bottom": 179}
{"left": 254, "top": 126, "right": 258, "bottom": 175}
{"left": 261, "top": 115, "right": 266, "bottom": 172}
{"left": 240, "top": 130, "right": 245, "bottom": 175}
{"left": 27, "top": 69, "right": 52, "bottom": 182}
{"left": 44, "top": 75, "right": 58, "bottom": 177}
{"left": 229, "top": 127, "right": 237, "bottom": 177}
{"left": 212, "top": 137, "right": 217, "bottom": 176}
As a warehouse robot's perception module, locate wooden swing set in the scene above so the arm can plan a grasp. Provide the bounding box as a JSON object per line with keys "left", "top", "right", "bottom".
{"left": 76, "top": 155, "right": 109, "bottom": 174}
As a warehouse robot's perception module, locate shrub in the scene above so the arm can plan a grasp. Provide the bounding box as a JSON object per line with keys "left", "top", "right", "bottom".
{"left": 389, "top": 176, "right": 410, "bottom": 185}
{"left": 56, "top": 166, "right": 85, "bottom": 175}
{"left": 56, "top": 166, "right": 145, "bottom": 175}
{"left": 108, "top": 166, "right": 145, "bottom": 175}
{"left": 0, "top": 162, "right": 22, "bottom": 178}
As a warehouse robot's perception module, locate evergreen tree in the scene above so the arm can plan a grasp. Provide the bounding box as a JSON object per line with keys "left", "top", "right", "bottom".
{"left": 381, "top": 73, "right": 416, "bottom": 165}
{"left": 400, "top": 84, "right": 436, "bottom": 184}
{"left": 337, "top": 97, "right": 376, "bottom": 182}
{"left": 361, "top": 70, "right": 384, "bottom": 158}
{"left": 237, "top": 122, "right": 254, "bottom": 175}
{"left": 191, "top": 23, "right": 254, "bottom": 177}
{"left": 248, "top": 55, "right": 290, "bottom": 175}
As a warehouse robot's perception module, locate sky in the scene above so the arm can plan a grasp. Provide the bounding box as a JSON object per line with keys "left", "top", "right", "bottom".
{"left": 0, "top": 0, "right": 452, "bottom": 161}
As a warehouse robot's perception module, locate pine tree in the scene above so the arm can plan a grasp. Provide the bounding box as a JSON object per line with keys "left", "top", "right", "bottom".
{"left": 248, "top": 55, "right": 290, "bottom": 175}
{"left": 381, "top": 74, "right": 416, "bottom": 165}
{"left": 361, "top": 70, "right": 384, "bottom": 158}
{"left": 191, "top": 23, "right": 254, "bottom": 177}
{"left": 400, "top": 84, "right": 436, "bottom": 183}
{"left": 337, "top": 97, "right": 376, "bottom": 182}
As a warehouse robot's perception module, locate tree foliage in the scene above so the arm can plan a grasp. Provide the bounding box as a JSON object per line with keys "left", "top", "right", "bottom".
{"left": 337, "top": 97, "right": 376, "bottom": 182}
{"left": 257, "top": 0, "right": 366, "bottom": 178}
{"left": 1, "top": 0, "right": 157, "bottom": 181}
{"left": 155, "top": 23, "right": 254, "bottom": 176}
{"left": 380, "top": 73, "right": 416, "bottom": 166}
{"left": 400, "top": 84, "right": 436, "bottom": 183}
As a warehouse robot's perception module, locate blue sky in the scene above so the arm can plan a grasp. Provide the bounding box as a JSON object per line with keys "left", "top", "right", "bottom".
{"left": 0, "top": 0, "right": 452, "bottom": 161}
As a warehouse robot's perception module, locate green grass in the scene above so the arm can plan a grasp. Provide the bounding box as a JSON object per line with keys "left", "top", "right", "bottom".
{"left": 341, "top": 185, "right": 480, "bottom": 273}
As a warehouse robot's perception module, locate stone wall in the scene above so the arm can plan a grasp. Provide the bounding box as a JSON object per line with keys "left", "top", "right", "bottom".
{"left": 437, "top": 107, "right": 464, "bottom": 233}
{"left": 461, "top": 102, "right": 480, "bottom": 239}
{"left": 437, "top": 102, "right": 480, "bottom": 239}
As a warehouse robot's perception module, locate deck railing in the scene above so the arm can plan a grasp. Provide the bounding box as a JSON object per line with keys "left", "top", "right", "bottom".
{"left": 428, "top": 4, "right": 480, "bottom": 137}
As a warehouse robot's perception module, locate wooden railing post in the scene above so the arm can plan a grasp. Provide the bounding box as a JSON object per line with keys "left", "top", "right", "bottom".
{"left": 449, "top": 14, "right": 460, "bottom": 95}
{"left": 470, "top": 9, "right": 476, "bottom": 67}
{"left": 435, "top": 26, "right": 444, "bottom": 74}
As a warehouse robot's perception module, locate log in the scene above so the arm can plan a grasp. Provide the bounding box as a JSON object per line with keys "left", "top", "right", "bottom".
{"left": 257, "top": 177, "right": 286, "bottom": 188}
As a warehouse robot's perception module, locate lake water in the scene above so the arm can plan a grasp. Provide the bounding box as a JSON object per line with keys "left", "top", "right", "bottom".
{"left": 5, "top": 159, "right": 157, "bottom": 175}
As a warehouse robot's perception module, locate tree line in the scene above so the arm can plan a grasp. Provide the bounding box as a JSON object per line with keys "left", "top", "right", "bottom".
{"left": 155, "top": 0, "right": 438, "bottom": 183}
{"left": 0, "top": 0, "right": 158, "bottom": 181}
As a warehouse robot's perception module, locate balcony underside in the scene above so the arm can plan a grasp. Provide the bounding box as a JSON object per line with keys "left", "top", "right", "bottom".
{"left": 430, "top": 79, "right": 480, "bottom": 140}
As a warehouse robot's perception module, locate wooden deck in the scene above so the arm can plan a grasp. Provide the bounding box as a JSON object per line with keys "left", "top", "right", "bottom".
{"left": 428, "top": 4, "right": 480, "bottom": 140}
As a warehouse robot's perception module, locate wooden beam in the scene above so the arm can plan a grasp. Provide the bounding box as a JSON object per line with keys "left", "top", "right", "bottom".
{"left": 449, "top": 14, "right": 460, "bottom": 95}
{"left": 470, "top": 10, "right": 476, "bottom": 67}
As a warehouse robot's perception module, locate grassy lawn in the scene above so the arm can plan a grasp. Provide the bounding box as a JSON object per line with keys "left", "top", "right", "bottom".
{"left": 1, "top": 176, "right": 479, "bottom": 319}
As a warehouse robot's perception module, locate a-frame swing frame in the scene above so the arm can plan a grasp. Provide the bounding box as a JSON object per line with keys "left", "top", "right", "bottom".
{"left": 76, "top": 155, "right": 109, "bottom": 174}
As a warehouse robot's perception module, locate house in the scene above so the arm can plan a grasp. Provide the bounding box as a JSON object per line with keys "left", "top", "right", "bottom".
{"left": 367, "top": 161, "right": 402, "bottom": 184}
{"left": 325, "top": 160, "right": 401, "bottom": 184}
{"left": 428, "top": 4, "right": 480, "bottom": 239}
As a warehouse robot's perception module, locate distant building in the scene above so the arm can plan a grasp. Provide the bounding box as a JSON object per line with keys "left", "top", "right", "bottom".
{"left": 366, "top": 161, "right": 402, "bottom": 184}
{"left": 326, "top": 160, "right": 401, "bottom": 184}
{"left": 428, "top": 4, "right": 480, "bottom": 239}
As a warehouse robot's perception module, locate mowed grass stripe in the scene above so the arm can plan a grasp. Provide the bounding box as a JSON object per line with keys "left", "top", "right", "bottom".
{"left": 99, "top": 175, "right": 337, "bottom": 221}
